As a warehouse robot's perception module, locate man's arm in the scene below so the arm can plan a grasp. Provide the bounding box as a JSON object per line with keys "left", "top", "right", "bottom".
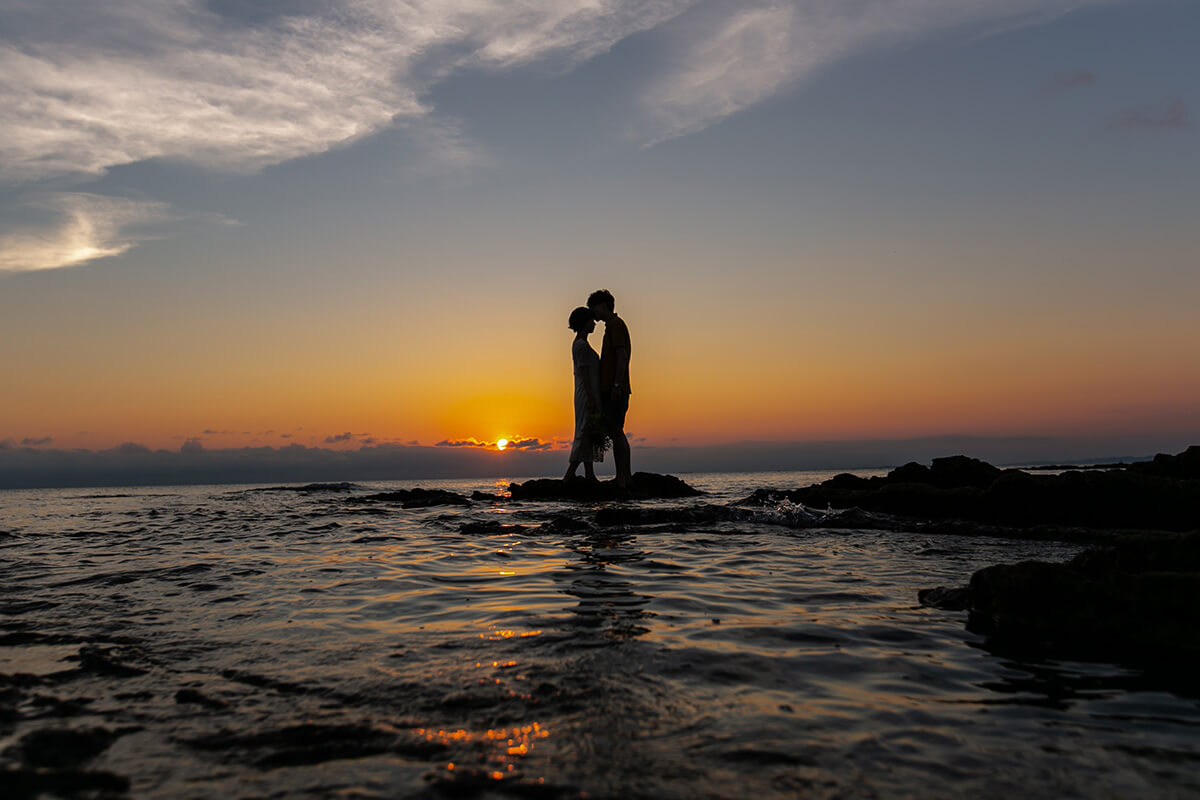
{"left": 611, "top": 347, "right": 630, "bottom": 401}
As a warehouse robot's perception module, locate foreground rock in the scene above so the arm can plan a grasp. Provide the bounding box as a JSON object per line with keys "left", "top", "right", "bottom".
{"left": 509, "top": 472, "right": 703, "bottom": 502}
{"left": 739, "top": 448, "right": 1200, "bottom": 531}
{"left": 920, "top": 531, "right": 1200, "bottom": 665}
{"left": 357, "top": 488, "right": 470, "bottom": 507}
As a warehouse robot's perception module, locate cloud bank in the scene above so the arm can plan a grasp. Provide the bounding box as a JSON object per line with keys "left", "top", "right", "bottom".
{"left": 1, "top": 435, "right": 1194, "bottom": 490}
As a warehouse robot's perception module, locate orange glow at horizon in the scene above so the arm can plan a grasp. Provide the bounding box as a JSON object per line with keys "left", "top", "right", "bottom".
{"left": 2, "top": 266, "right": 1199, "bottom": 452}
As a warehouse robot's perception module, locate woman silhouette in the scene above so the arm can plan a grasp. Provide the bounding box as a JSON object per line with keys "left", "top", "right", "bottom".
{"left": 564, "top": 306, "right": 603, "bottom": 481}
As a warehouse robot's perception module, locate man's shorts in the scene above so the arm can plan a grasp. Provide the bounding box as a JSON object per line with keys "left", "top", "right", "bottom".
{"left": 602, "top": 391, "right": 629, "bottom": 431}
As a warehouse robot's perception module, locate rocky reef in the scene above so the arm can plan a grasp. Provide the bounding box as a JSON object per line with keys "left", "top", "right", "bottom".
{"left": 920, "top": 530, "right": 1200, "bottom": 667}
{"left": 508, "top": 472, "right": 703, "bottom": 502}
{"left": 739, "top": 446, "right": 1200, "bottom": 532}
{"left": 357, "top": 488, "right": 471, "bottom": 507}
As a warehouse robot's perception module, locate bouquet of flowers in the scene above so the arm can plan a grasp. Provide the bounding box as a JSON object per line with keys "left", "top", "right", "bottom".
{"left": 586, "top": 412, "right": 611, "bottom": 463}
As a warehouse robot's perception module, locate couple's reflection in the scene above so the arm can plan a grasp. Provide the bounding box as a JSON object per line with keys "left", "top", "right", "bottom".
{"left": 559, "top": 530, "right": 654, "bottom": 640}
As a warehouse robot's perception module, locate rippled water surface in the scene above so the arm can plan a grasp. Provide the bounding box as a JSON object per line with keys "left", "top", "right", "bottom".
{"left": 2, "top": 471, "right": 1199, "bottom": 799}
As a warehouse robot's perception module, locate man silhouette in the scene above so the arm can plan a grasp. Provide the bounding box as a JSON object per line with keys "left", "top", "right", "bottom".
{"left": 588, "top": 289, "right": 633, "bottom": 487}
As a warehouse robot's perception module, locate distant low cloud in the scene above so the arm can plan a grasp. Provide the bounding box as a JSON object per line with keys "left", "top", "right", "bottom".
{"left": 0, "top": 441, "right": 567, "bottom": 489}
{"left": 202, "top": 429, "right": 236, "bottom": 435}
{"left": 1108, "top": 98, "right": 1192, "bottom": 130}
{"left": 325, "top": 431, "right": 374, "bottom": 444}
{"left": 1050, "top": 70, "right": 1096, "bottom": 89}
{"left": 21, "top": 437, "right": 53, "bottom": 446}
{"left": 436, "top": 438, "right": 486, "bottom": 449}
{"left": 2, "top": 435, "right": 1197, "bottom": 490}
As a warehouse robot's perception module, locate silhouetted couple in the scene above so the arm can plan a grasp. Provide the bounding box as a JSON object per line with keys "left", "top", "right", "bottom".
{"left": 565, "top": 289, "right": 632, "bottom": 487}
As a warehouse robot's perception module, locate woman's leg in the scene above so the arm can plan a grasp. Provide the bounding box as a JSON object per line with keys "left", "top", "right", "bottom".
{"left": 583, "top": 461, "right": 596, "bottom": 480}
{"left": 564, "top": 461, "right": 580, "bottom": 480}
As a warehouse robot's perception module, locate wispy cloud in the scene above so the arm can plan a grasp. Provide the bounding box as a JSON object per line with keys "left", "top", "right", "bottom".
{"left": 0, "top": 0, "right": 697, "bottom": 184}
{"left": 1, "top": 0, "right": 1125, "bottom": 180}
{"left": 1, "top": 1, "right": 1128, "bottom": 269}
{"left": 21, "top": 437, "right": 53, "bottom": 446}
{"left": 0, "top": 193, "right": 169, "bottom": 272}
{"left": 1108, "top": 98, "right": 1191, "bottom": 130}
{"left": 634, "top": 0, "right": 1119, "bottom": 144}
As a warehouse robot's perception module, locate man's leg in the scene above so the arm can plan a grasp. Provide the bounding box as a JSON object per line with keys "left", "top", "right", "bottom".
{"left": 611, "top": 429, "right": 631, "bottom": 486}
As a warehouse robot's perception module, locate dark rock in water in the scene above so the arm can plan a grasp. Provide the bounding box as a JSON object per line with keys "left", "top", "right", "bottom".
{"left": 358, "top": 488, "right": 470, "bottom": 508}
{"left": 247, "top": 482, "right": 362, "bottom": 493}
{"left": 459, "top": 520, "right": 529, "bottom": 535}
{"left": 1, "top": 767, "right": 130, "bottom": 799}
{"left": 509, "top": 472, "right": 702, "bottom": 502}
{"left": 595, "top": 504, "right": 741, "bottom": 527}
{"left": 917, "top": 586, "right": 970, "bottom": 611}
{"left": 183, "top": 722, "right": 444, "bottom": 768}
{"left": 4, "top": 726, "right": 125, "bottom": 769}
{"left": 70, "top": 645, "right": 147, "bottom": 677}
{"left": 921, "top": 531, "right": 1200, "bottom": 664}
{"left": 471, "top": 490, "right": 508, "bottom": 502}
{"left": 739, "top": 446, "right": 1200, "bottom": 532}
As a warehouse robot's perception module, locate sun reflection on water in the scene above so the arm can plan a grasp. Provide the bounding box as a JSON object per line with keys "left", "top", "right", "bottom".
{"left": 416, "top": 722, "right": 551, "bottom": 782}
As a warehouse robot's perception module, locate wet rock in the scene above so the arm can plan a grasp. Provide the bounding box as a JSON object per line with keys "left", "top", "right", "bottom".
{"left": 459, "top": 521, "right": 529, "bottom": 535}
{"left": 535, "top": 515, "right": 597, "bottom": 535}
{"left": 739, "top": 446, "right": 1200, "bottom": 532}
{"left": 509, "top": 472, "right": 702, "bottom": 502}
{"left": 5, "top": 726, "right": 127, "bottom": 768}
{"left": 917, "top": 586, "right": 970, "bottom": 611}
{"left": 23, "top": 694, "right": 95, "bottom": 719}
{"left": 595, "top": 504, "right": 735, "bottom": 527}
{"left": 71, "top": 646, "right": 147, "bottom": 678}
{"left": 247, "top": 482, "right": 362, "bottom": 493}
{"left": 471, "top": 491, "right": 509, "bottom": 502}
{"left": 921, "top": 531, "right": 1200, "bottom": 664}
{"left": 1, "top": 767, "right": 130, "bottom": 799}
{"left": 183, "top": 722, "right": 442, "bottom": 768}
{"left": 359, "top": 488, "right": 471, "bottom": 508}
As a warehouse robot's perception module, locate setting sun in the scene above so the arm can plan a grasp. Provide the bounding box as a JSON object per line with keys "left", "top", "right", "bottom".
{"left": 496, "top": 439, "right": 508, "bottom": 451}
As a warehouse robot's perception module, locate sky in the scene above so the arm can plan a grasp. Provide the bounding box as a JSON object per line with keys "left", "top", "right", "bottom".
{"left": 1, "top": 0, "right": 1198, "bottom": 485}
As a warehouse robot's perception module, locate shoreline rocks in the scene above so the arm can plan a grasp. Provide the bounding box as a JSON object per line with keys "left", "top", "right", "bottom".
{"left": 740, "top": 447, "right": 1200, "bottom": 532}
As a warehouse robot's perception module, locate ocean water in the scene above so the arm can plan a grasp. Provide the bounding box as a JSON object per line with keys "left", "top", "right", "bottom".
{"left": 1, "top": 470, "right": 1198, "bottom": 799}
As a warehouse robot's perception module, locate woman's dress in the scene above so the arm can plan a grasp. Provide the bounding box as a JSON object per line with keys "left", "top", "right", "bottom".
{"left": 569, "top": 338, "right": 602, "bottom": 462}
